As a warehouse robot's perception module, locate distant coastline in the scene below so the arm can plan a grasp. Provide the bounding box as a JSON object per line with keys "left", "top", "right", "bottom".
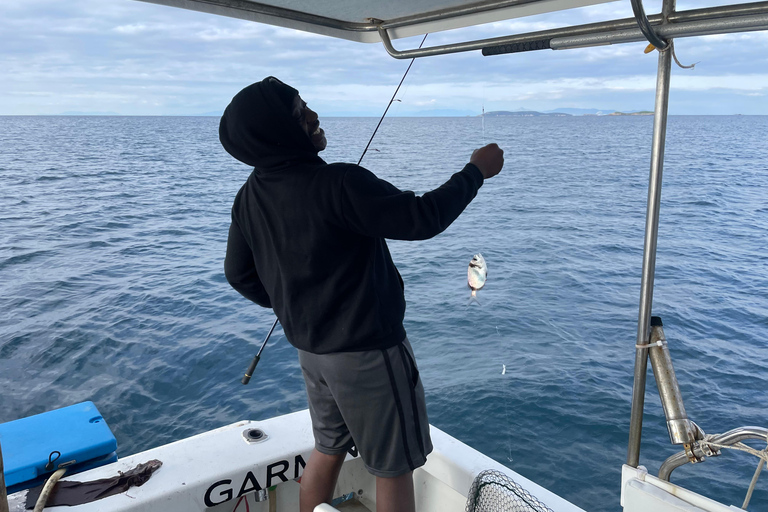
{"left": 2, "top": 111, "right": 760, "bottom": 117}
{"left": 479, "top": 109, "right": 654, "bottom": 117}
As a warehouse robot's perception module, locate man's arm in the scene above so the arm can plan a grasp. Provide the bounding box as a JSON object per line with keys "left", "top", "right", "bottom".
{"left": 340, "top": 144, "right": 504, "bottom": 241}
{"left": 224, "top": 221, "right": 272, "bottom": 308}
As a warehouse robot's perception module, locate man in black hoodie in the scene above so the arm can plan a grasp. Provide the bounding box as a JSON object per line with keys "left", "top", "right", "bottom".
{"left": 221, "top": 77, "right": 503, "bottom": 512}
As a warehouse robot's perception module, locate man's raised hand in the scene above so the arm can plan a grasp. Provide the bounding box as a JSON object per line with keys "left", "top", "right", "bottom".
{"left": 470, "top": 143, "right": 504, "bottom": 179}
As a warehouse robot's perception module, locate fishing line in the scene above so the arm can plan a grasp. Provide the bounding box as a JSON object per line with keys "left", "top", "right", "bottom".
{"left": 481, "top": 83, "right": 486, "bottom": 145}
{"left": 482, "top": 104, "right": 485, "bottom": 145}
{"left": 496, "top": 324, "right": 514, "bottom": 463}
{"left": 358, "top": 33, "right": 429, "bottom": 166}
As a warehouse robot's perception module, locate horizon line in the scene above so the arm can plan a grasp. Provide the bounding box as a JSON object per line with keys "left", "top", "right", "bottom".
{"left": 0, "top": 113, "right": 760, "bottom": 117}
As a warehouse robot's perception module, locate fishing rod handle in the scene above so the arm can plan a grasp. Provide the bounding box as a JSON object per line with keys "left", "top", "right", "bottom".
{"left": 241, "top": 355, "right": 260, "bottom": 385}
{"left": 241, "top": 317, "right": 279, "bottom": 385}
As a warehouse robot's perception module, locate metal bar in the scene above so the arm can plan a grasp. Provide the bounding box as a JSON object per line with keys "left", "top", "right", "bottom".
{"left": 627, "top": 0, "right": 675, "bottom": 468}
{"left": 0, "top": 441, "right": 9, "bottom": 512}
{"left": 377, "top": 2, "right": 768, "bottom": 58}
{"left": 646, "top": 319, "right": 697, "bottom": 445}
{"left": 666, "top": 1, "right": 768, "bottom": 23}
{"left": 632, "top": 0, "right": 670, "bottom": 49}
{"left": 659, "top": 426, "right": 768, "bottom": 481}
{"left": 551, "top": 13, "right": 768, "bottom": 49}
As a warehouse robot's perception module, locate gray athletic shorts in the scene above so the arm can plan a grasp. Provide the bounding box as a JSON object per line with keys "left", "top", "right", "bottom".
{"left": 298, "top": 337, "right": 433, "bottom": 477}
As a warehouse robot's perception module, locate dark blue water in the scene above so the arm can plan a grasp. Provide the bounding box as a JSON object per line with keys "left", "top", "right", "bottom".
{"left": 1, "top": 115, "right": 767, "bottom": 511}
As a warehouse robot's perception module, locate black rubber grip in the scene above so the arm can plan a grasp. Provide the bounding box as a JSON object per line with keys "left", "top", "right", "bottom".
{"left": 651, "top": 316, "right": 663, "bottom": 327}
{"left": 482, "top": 39, "right": 551, "bottom": 56}
{"left": 241, "top": 355, "right": 260, "bottom": 385}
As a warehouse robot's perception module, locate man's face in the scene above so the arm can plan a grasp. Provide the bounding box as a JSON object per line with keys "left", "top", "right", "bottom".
{"left": 292, "top": 95, "right": 326, "bottom": 151}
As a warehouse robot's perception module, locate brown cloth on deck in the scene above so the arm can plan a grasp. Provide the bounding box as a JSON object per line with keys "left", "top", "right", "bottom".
{"left": 25, "top": 460, "right": 162, "bottom": 509}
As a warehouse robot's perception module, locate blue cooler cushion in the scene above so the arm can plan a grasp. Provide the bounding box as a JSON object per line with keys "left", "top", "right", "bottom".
{"left": 0, "top": 401, "right": 118, "bottom": 493}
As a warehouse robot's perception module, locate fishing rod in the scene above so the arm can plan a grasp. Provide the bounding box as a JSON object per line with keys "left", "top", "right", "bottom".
{"left": 241, "top": 317, "right": 279, "bottom": 385}
{"left": 241, "top": 38, "right": 428, "bottom": 384}
{"left": 358, "top": 33, "right": 429, "bottom": 165}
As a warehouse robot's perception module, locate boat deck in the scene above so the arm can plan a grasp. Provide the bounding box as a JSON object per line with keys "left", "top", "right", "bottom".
{"left": 336, "top": 499, "right": 372, "bottom": 511}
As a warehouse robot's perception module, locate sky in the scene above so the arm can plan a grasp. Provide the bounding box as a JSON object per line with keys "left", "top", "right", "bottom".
{"left": 1, "top": 0, "right": 767, "bottom": 116}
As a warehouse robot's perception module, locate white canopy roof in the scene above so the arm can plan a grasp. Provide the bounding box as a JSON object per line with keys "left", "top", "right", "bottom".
{"left": 137, "top": 0, "right": 617, "bottom": 42}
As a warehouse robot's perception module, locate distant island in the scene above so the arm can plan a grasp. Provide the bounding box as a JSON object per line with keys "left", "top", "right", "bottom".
{"left": 479, "top": 109, "right": 654, "bottom": 117}
{"left": 482, "top": 110, "right": 571, "bottom": 117}
{"left": 37, "top": 108, "right": 664, "bottom": 117}
{"left": 606, "top": 111, "right": 654, "bottom": 116}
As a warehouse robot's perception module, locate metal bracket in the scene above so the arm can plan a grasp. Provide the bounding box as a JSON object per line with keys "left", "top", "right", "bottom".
{"left": 683, "top": 443, "right": 705, "bottom": 463}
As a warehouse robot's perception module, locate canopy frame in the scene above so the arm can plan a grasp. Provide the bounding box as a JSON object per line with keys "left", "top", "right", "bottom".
{"left": 377, "top": 1, "right": 768, "bottom": 58}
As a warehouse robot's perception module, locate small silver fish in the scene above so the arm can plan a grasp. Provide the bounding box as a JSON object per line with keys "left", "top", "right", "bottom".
{"left": 467, "top": 253, "right": 487, "bottom": 305}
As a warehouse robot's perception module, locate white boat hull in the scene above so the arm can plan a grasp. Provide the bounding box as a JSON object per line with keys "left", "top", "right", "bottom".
{"left": 8, "top": 409, "right": 584, "bottom": 512}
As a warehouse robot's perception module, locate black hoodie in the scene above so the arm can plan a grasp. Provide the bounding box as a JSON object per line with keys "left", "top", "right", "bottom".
{"left": 222, "top": 77, "right": 484, "bottom": 354}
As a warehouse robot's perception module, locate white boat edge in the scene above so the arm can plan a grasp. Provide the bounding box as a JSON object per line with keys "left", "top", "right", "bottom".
{"left": 6, "top": 408, "right": 752, "bottom": 511}
{"left": 8, "top": 409, "right": 585, "bottom": 512}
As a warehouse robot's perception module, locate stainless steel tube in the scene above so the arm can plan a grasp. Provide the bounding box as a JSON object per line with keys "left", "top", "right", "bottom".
{"left": 550, "top": 13, "right": 768, "bottom": 49}
{"left": 659, "top": 426, "right": 768, "bottom": 481}
{"left": 379, "top": 2, "right": 768, "bottom": 59}
{"left": 0, "top": 441, "right": 9, "bottom": 512}
{"left": 647, "top": 321, "right": 697, "bottom": 445}
{"left": 627, "top": 0, "right": 675, "bottom": 468}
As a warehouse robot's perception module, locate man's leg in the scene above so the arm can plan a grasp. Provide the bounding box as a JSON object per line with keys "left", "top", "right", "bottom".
{"left": 299, "top": 448, "right": 346, "bottom": 512}
{"left": 376, "top": 471, "right": 415, "bottom": 512}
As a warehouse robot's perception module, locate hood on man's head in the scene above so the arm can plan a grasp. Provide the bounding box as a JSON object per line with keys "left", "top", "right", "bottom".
{"left": 219, "top": 77, "right": 323, "bottom": 170}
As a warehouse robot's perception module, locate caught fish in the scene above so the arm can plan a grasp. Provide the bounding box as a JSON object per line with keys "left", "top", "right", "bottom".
{"left": 467, "top": 253, "right": 487, "bottom": 305}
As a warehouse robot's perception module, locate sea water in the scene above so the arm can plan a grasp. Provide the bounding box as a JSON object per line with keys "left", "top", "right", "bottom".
{"left": 1, "top": 115, "right": 767, "bottom": 511}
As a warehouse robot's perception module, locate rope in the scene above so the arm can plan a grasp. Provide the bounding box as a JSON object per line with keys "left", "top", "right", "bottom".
{"left": 644, "top": 40, "right": 698, "bottom": 69}
{"left": 670, "top": 41, "right": 698, "bottom": 70}
{"left": 742, "top": 459, "right": 765, "bottom": 510}
{"left": 358, "top": 34, "right": 429, "bottom": 166}
{"left": 33, "top": 468, "right": 66, "bottom": 512}
{"left": 702, "top": 435, "right": 768, "bottom": 463}
{"left": 699, "top": 434, "right": 768, "bottom": 509}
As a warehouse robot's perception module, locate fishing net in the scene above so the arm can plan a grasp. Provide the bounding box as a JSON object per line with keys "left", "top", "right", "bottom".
{"left": 466, "top": 470, "right": 554, "bottom": 512}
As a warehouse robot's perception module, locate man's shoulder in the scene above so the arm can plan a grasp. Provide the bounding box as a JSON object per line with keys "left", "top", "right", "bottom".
{"left": 324, "top": 162, "right": 362, "bottom": 174}
{"left": 325, "top": 162, "right": 381, "bottom": 181}
{"left": 316, "top": 162, "right": 374, "bottom": 185}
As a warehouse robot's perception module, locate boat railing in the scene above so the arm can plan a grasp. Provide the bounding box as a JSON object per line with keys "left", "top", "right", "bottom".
{"left": 1, "top": 441, "right": 9, "bottom": 512}
{"left": 659, "top": 426, "right": 768, "bottom": 509}
{"left": 659, "top": 426, "right": 768, "bottom": 481}
{"left": 632, "top": 314, "right": 768, "bottom": 509}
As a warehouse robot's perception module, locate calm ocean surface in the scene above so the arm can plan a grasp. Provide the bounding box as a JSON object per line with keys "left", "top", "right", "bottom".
{"left": 1, "top": 115, "right": 767, "bottom": 511}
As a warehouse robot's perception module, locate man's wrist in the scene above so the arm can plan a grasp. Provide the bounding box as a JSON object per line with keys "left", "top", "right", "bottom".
{"left": 464, "top": 163, "right": 484, "bottom": 186}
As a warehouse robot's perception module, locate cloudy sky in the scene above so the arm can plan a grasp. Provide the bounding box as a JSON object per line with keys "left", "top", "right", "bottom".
{"left": 1, "top": 0, "right": 767, "bottom": 116}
